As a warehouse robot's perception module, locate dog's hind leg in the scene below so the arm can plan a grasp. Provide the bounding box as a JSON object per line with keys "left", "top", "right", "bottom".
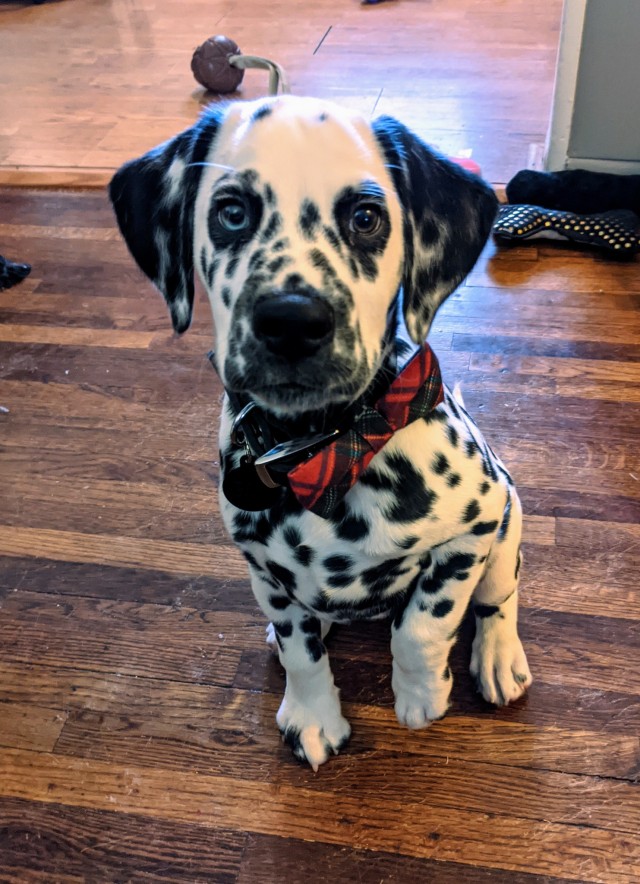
{"left": 470, "top": 489, "right": 532, "bottom": 705}
{"left": 249, "top": 570, "right": 350, "bottom": 770}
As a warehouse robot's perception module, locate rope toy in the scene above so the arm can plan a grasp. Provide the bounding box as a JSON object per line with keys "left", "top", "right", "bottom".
{"left": 191, "top": 35, "right": 290, "bottom": 96}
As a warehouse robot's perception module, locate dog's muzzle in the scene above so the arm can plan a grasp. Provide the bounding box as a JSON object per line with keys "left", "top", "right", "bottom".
{"left": 252, "top": 292, "right": 334, "bottom": 361}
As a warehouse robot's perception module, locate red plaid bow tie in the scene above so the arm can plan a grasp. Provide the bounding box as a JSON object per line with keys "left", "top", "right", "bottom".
{"left": 288, "top": 344, "right": 444, "bottom": 518}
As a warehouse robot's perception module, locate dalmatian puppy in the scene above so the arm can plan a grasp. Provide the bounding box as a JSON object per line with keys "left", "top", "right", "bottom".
{"left": 110, "top": 95, "right": 532, "bottom": 770}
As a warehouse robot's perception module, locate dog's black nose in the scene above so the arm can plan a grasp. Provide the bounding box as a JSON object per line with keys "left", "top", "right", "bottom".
{"left": 253, "top": 293, "right": 334, "bottom": 360}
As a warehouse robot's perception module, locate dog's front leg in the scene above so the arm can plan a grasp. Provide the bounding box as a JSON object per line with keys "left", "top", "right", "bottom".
{"left": 390, "top": 553, "right": 489, "bottom": 728}
{"left": 249, "top": 570, "right": 350, "bottom": 770}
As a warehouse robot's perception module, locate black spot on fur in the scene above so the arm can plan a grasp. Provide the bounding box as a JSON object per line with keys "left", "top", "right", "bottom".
{"left": 323, "top": 555, "right": 354, "bottom": 572}
{"left": 421, "top": 553, "right": 475, "bottom": 593}
{"left": 360, "top": 469, "right": 394, "bottom": 492}
{"left": 515, "top": 547, "right": 522, "bottom": 579}
{"left": 283, "top": 525, "right": 302, "bottom": 548}
{"left": 225, "top": 254, "right": 239, "bottom": 279}
{"left": 336, "top": 511, "right": 370, "bottom": 542}
{"left": 273, "top": 620, "right": 293, "bottom": 638}
{"left": 221, "top": 286, "right": 232, "bottom": 308}
{"left": 361, "top": 557, "right": 408, "bottom": 594}
{"left": 498, "top": 492, "right": 512, "bottom": 541}
{"left": 432, "top": 453, "right": 449, "bottom": 475}
{"left": 306, "top": 635, "right": 326, "bottom": 662}
{"left": 299, "top": 199, "right": 321, "bottom": 239}
{"left": 447, "top": 425, "right": 459, "bottom": 447}
{"left": 266, "top": 560, "right": 297, "bottom": 595}
{"left": 380, "top": 452, "right": 437, "bottom": 523}
{"left": 309, "top": 248, "right": 336, "bottom": 278}
{"left": 268, "top": 255, "right": 291, "bottom": 274}
{"left": 392, "top": 571, "right": 422, "bottom": 629}
{"left": 295, "top": 545, "right": 314, "bottom": 567}
{"left": 445, "top": 393, "right": 461, "bottom": 420}
{"left": 327, "top": 572, "right": 354, "bottom": 589}
{"left": 463, "top": 500, "right": 481, "bottom": 523}
{"left": 479, "top": 481, "right": 491, "bottom": 495}
{"left": 443, "top": 666, "right": 451, "bottom": 680}
{"left": 420, "top": 216, "right": 440, "bottom": 246}
{"left": 253, "top": 515, "right": 276, "bottom": 545}
{"left": 261, "top": 212, "right": 282, "bottom": 242}
{"left": 419, "top": 551, "right": 433, "bottom": 570}
{"left": 475, "top": 603, "right": 500, "bottom": 618}
{"left": 264, "top": 183, "right": 276, "bottom": 206}
{"left": 301, "top": 616, "right": 321, "bottom": 634}
{"left": 447, "top": 473, "right": 461, "bottom": 488}
{"left": 323, "top": 225, "right": 343, "bottom": 254}
{"left": 269, "top": 594, "right": 291, "bottom": 611}
{"left": 248, "top": 248, "right": 267, "bottom": 272}
{"left": 465, "top": 439, "right": 478, "bottom": 458}
{"left": 423, "top": 408, "right": 448, "bottom": 425}
{"left": 241, "top": 549, "right": 262, "bottom": 572}
{"left": 251, "top": 105, "right": 273, "bottom": 123}
{"left": 432, "top": 598, "right": 454, "bottom": 618}
{"left": 398, "top": 535, "right": 419, "bottom": 550}
{"left": 471, "top": 520, "right": 499, "bottom": 536}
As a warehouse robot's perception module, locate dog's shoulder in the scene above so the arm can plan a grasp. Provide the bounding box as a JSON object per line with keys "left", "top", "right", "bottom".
{"left": 346, "top": 384, "right": 512, "bottom": 555}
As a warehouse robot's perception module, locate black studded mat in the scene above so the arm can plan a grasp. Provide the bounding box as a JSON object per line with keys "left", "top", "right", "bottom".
{"left": 493, "top": 205, "right": 639, "bottom": 257}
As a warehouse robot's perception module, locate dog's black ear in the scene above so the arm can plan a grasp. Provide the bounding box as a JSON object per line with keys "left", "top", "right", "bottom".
{"left": 372, "top": 116, "right": 498, "bottom": 343}
{"left": 109, "top": 108, "right": 224, "bottom": 333}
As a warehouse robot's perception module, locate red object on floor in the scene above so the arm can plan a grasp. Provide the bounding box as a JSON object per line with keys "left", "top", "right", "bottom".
{"left": 450, "top": 156, "right": 482, "bottom": 176}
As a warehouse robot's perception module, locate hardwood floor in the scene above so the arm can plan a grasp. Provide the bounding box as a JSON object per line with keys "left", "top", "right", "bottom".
{"left": 0, "top": 0, "right": 561, "bottom": 186}
{"left": 0, "top": 188, "right": 639, "bottom": 882}
{"left": 1, "top": 0, "right": 639, "bottom": 880}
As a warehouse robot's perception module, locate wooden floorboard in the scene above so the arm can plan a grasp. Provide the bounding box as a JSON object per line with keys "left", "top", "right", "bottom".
{"left": 1, "top": 182, "right": 639, "bottom": 882}
{"left": 0, "top": 0, "right": 561, "bottom": 186}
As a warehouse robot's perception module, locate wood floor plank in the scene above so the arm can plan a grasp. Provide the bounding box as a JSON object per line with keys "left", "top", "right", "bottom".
{"left": 0, "top": 591, "right": 244, "bottom": 686}
{"left": 0, "top": 749, "right": 636, "bottom": 882}
{"left": 0, "top": 703, "right": 67, "bottom": 753}
{"left": 0, "top": 526, "right": 242, "bottom": 576}
{"left": 238, "top": 833, "right": 575, "bottom": 884}
{"left": 0, "top": 798, "right": 245, "bottom": 884}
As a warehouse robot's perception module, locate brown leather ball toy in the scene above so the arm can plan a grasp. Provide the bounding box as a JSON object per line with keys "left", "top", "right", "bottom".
{"left": 191, "top": 35, "right": 245, "bottom": 93}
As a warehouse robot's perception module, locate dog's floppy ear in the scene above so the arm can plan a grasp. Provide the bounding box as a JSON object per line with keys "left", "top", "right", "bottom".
{"left": 372, "top": 116, "right": 498, "bottom": 343}
{"left": 109, "top": 108, "right": 225, "bottom": 333}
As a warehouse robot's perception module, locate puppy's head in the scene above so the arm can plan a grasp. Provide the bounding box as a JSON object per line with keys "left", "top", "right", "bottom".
{"left": 110, "top": 96, "right": 496, "bottom": 416}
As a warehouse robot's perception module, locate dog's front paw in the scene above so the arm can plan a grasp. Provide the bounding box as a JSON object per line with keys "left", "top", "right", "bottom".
{"left": 392, "top": 666, "right": 451, "bottom": 729}
{"left": 470, "top": 628, "right": 532, "bottom": 706}
{"left": 276, "top": 687, "right": 351, "bottom": 771}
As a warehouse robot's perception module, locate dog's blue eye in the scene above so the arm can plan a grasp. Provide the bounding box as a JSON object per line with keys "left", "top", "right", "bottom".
{"left": 218, "top": 201, "right": 249, "bottom": 231}
{"left": 350, "top": 205, "right": 382, "bottom": 235}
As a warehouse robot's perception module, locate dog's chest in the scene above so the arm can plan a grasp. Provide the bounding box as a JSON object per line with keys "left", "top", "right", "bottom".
{"left": 221, "top": 408, "right": 505, "bottom": 621}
